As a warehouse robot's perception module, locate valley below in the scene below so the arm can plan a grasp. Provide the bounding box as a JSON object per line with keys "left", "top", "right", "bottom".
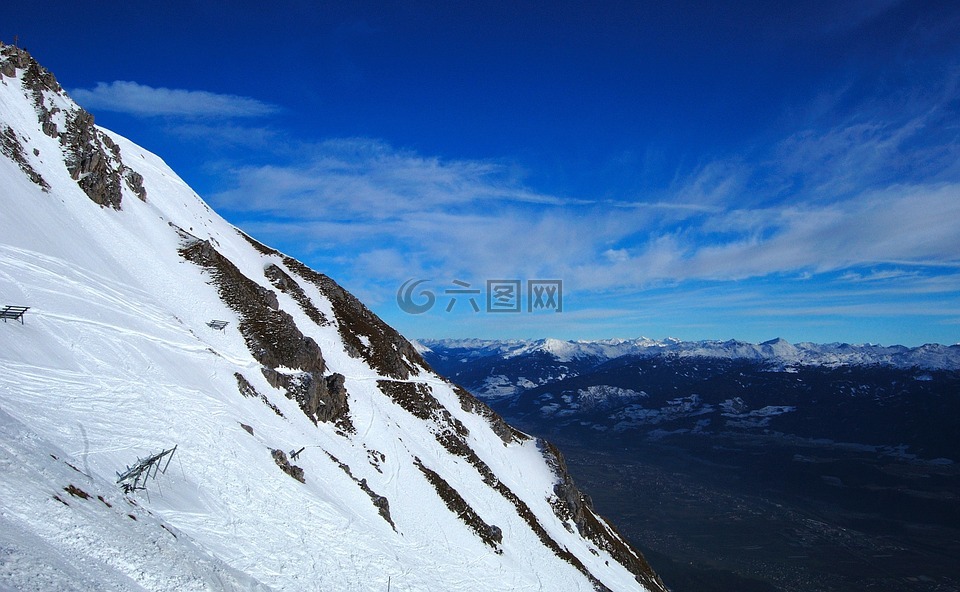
{"left": 559, "top": 434, "right": 960, "bottom": 592}
{"left": 421, "top": 339, "right": 960, "bottom": 591}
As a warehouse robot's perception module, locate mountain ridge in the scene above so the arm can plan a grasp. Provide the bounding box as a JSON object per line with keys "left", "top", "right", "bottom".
{"left": 0, "top": 42, "right": 664, "bottom": 592}
{"left": 416, "top": 336, "right": 960, "bottom": 371}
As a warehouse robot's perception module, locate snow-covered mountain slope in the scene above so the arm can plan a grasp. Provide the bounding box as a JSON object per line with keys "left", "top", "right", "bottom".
{"left": 0, "top": 43, "right": 665, "bottom": 592}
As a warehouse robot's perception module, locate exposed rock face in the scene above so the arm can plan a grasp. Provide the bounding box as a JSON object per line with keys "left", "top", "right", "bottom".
{"left": 123, "top": 168, "right": 146, "bottom": 201}
{"left": 0, "top": 125, "right": 49, "bottom": 190}
{"left": 264, "top": 263, "right": 330, "bottom": 327}
{"left": 452, "top": 384, "right": 528, "bottom": 445}
{"left": 241, "top": 231, "right": 429, "bottom": 382}
{"left": 1, "top": 44, "right": 62, "bottom": 130}
{"left": 414, "top": 458, "right": 503, "bottom": 551}
{"left": 321, "top": 373, "right": 349, "bottom": 425}
{"left": 542, "top": 441, "right": 666, "bottom": 592}
{"left": 271, "top": 449, "right": 305, "bottom": 483}
{"left": 281, "top": 255, "right": 426, "bottom": 380}
{"left": 62, "top": 109, "right": 125, "bottom": 208}
{"left": 234, "top": 372, "right": 284, "bottom": 417}
{"left": 261, "top": 368, "right": 352, "bottom": 431}
{"left": 179, "top": 238, "right": 355, "bottom": 430}
{"left": 0, "top": 50, "right": 19, "bottom": 77}
{"left": 181, "top": 239, "right": 324, "bottom": 375}
{"left": 326, "top": 452, "right": 395, "bottom": 530}
{"left": 377, "top": 379, "right": 612, "bottom": 590}
{"left": 0, "top": 43, "right": 147, "bottom": 208}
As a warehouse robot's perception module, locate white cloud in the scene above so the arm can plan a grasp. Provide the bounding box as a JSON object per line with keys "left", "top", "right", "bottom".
{"left": 773, "top": 117, "right": 928, "bottom": 198}
{"left": 211, "top": 131, "right": 960, "bottom": 300}
{"left": 71, "top": 81, "right": 279, "bottom": 118}
{"left": 603, "top": 249, "right": 630, "bottom": 263}
{"left": 643, "top": 183, "right": 960, "bottom": 282}
{"left": 669, "top": 159, "right": 748, "bottom": 207}
{"left": 202, "top": 134, "right": 960, "bottom": 347}
{"left": 210, "top": 138, "right": 587, "bottom": 220}
{"left": 167, "top": 122, "right": 283, "bottom": 148}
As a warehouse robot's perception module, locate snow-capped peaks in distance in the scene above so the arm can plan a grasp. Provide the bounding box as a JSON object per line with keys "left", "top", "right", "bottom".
{"left": 417, "top": 336, "right": 960, "bottom": 370}
{"left": 0, "top": 43, "right": 665, "bottom": 592}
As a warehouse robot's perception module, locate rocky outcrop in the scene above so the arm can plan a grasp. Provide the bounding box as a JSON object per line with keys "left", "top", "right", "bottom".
{"left": 0, "top": 43, "right": 147, "bottom": 208}
{"left": 234, "top": 372, "right": 284, "bottom": 417}
{"left": 0, "top": 125, "right": 49, "bottom": 190}
{"left": 377, "top": 379, "right": 613, "bottom": 589}
{"left": 541, "top": 440, "right": 667, "bottom": 592}
{"left": 123, "top": 168, "right": 146, "bottom": 202}
{"left": 321, "top": 373, "right": 350, "bottom": 426}
{"left": 238, "top": 231, "right": 428, "bottom": 381}
{"left": 237, "top": 230, "right": 281, "bottom": 256}
{"left": 452, "top": 384, "right": 529, "bottom": 445}
{"left": 377, "top": 380, "right": 472, "bottom": 457}
{"left": 326, "top": 452, "right": 395, "bottom": 530}
{"left": 180, "top": 238, "right": 354, "bottom": 430}
{"left": 181, "top": 239, "right": 324, "bottom": 374}
{"left": 414, "top": 458, "right": 502, "bottom": 551}
{"left": 0, "top": 44, "right": 62, "bottom": 129}
{"left": 264, "top": 263, "right": 330, "bottom": 327}
{"left": 262, "top": 369, "right": 352, "bottom": 432}
{"left": 271, "top": 449, "right": 305, "bottom": 483}
{"left": 281, "top": 256, "right": 426, "bottom": 380}
{"left": 61, "top": 109, "right": 124, "bottom": 208}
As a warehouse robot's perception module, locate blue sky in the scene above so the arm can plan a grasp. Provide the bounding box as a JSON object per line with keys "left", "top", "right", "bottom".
{"left": 6, "top": 1, "right": 960, "bottom": 346}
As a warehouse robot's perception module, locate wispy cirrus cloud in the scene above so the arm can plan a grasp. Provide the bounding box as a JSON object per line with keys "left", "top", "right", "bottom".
{"left": 71, "top": 81, "right": 280, "bottom": 118}
{"left": 213, "top": 132, "right": 960, "bottom": 293}
{"left": 210, "top": 137, "right": 589, "bottom": 220}
{"left": 197, "top": 118, "right": 960, "bottom": 345}
{"left": 656, "top": 183, "right": 960, "bottom": 282}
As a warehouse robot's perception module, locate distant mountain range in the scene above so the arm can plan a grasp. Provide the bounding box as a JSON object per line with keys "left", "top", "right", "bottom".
{"left": 421, "top": 337, "right": 960, "bottom": 460}
{"left": 416, "top": 337, "right": 960, "bottom": 398}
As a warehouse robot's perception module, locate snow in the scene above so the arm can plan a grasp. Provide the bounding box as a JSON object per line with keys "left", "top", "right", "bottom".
{"left": 0, "top": 48, "right": 657, "bottom": 592}
{"left": 0, "top": 412, "right": 274, "bottom": 592}
{"left": 408, "top": 339, "right": 431, "bottom": 353}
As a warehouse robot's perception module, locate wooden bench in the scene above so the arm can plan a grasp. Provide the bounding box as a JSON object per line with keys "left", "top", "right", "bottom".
{"left": 0, "top": 306, "right": 29, "bottom": 324}
{"left": 207, "top": 319, "right": 229, "bottom": 331}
